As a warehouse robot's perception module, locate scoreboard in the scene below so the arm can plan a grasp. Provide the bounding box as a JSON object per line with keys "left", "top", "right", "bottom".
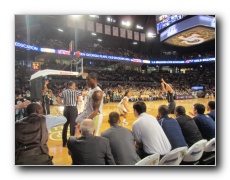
{"left": 31, "top": 62, "right": 41, "bottom": 70}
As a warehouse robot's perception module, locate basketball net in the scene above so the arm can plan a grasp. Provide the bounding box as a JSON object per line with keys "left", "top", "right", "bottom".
{"left": 82, "top": 72, "right": 88, "bottom": 79}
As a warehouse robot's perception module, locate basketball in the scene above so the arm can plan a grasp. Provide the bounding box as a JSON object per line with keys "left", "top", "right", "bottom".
{"left": 76, "top": 51, "right": 81, "bottom": 57}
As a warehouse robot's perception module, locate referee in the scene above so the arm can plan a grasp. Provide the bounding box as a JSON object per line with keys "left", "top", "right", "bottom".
{"left": 57, "top": 81, "right": 82, "bottom": 147}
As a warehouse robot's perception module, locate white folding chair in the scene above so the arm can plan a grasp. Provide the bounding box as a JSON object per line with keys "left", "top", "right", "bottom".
{"left": 182, "top": 139, "right": 207, "bottom": 164}
{"left": 204, "top": 138, "right": 215, "bottom": 152}
{"left": 159, "top": 146, "right": 188, "bottom": 165}
{"left": 200, "top": 138, "right": 216, "bottom": 165}
{"left": 135, "top": 153, "right": 160, "bottom": 166}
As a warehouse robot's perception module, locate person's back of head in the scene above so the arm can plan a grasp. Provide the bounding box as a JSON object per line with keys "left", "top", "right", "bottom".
{"left": 124, "top": 91, "right": 129, "bottom": 97}
{"left": 158, "top": 105, "right": 169, "bottom": 117}
{"left": 133, "top": 101, "right": 146, "bottom": 116}
{"left": 88, "top": 72, "right": 98, "bottom": 81}
{"left": 31, "top": 98, "right": 41, "bottom": 105}
{"left": 68, "top": 81, "right": 75, "bottom": 88}
{"left": 26, "top": 103, "right": 43, "bottom": 115}
{"left": 208, "top": 101, "right": 215, "bottom": 111}
{"left": 108, "top": 112, "right": 120, "bottom": 126}
{"left": 175, "top": 106, "right": 186, "bottom": 116}
{"left": 193, "top": 103, "right": 205, "bottom": 115}
{"left": 80, "top": 119, "right": 95, "bottom": 135}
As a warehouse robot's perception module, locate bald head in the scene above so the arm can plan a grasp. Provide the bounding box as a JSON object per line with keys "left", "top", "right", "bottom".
{"left": 80, "top": 119, "right": 95, "bottom": 135}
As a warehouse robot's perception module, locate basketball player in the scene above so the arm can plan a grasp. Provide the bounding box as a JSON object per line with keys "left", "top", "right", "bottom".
{"left": 118, "top": 91, "right": 130, "bottom": 125}
{"left": 75, "top": 73, "right": 103, "bottom": 136}
{"left": 161, "top": 78, "right": 176, "bottom": 114}
{"left": 77, "top": 95, "right": 84, "bottom": 114}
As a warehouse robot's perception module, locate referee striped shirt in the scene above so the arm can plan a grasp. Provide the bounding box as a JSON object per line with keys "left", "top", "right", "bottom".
{"left": 60, "top": 89, "right": 82, "bottom": 106}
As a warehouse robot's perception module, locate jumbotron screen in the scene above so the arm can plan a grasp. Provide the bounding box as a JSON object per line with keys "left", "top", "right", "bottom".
{"left": 160, "top": 15, "right": 215, "bottom": 46}
{"left": 156, "top": 15, "right": 186, "bottom": 32}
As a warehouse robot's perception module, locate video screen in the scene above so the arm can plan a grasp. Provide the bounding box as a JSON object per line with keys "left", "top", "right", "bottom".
{"left": 191, "top": 86, "right": 204, "bottom": 90}
{"left": 156, "top": 15, "right": 185, "bottom": 32}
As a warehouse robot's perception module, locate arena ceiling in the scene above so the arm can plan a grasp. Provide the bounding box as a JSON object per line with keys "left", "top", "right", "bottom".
{"left": 15, "top": 15, "right": 215, "bottom": 60}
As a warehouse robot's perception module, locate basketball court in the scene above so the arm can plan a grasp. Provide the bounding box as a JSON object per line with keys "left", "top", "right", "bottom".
{"left": 48, "top": 97, "right": 214, "bottom": 165}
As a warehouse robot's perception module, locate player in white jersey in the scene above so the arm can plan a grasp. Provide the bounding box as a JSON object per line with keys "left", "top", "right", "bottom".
{"left": 77, "top": 95, "right": 84, "bottom": 114}
{"left": 118, "top": 91, "right": 130, "bottom": 125}
{"left": 75, "top": 73, "right": 103, "bottom": 136}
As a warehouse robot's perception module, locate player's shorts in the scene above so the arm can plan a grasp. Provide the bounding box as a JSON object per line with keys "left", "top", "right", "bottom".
{"left": 93, "top": 113, "right": 103, "bottom": 136}
{"left": 118, "top": 104, "right": 127, "bottom": 114}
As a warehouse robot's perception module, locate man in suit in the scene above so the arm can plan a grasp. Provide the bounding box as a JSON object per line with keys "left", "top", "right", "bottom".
{"left": 193, "top": 103, "right": 215, "bottom": 140}
{"left": 67, "top": 119, "right": 115, "bottom": 165}
{"left": 207, "top": 101, "right": 215, "bottom": 121}
{"left": 175, "top": 106, "right": 203, "bottom": 147}
{"left": 15, "top": 103, "right": 53, "bottom": 165}
{"left": 101, "top": 112, "right": 140, "bottom": 165}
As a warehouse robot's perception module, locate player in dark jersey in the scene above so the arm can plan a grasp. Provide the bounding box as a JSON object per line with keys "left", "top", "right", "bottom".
{"left": 161, "top": 78, "right": 176, "bottom": 114}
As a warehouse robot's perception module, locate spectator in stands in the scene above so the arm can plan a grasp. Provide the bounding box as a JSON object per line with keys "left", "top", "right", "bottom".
{"left": 193, "top": 103, "right": 215, "bottom": 140}
{"left": 15, "top": 100, "right": 31, "bottom": 110}
{"left": 207, "top": 101, "right": 215, "bottom": 121}
{"left": 175, "top": 106, "right": 203, "bottom": 147}
{"left": 132, "top": 101, "right": 171, "bottom": 159}
{"left": 15, "top": 103, "right": 53, "bottom": 165}
{"left": 67, "top": 119, "right": 115, "bottom": 165}
{"left": 157, "top": 105, "right": 188, "bottom": 150}
{"left": 101, "top": 112, "right": 140, "bottom": 165}
{"left": 15, "top": 93, "right": 26, "bottom": 121}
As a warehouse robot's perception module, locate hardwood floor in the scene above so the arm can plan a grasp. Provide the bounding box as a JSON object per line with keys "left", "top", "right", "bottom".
{"left": 47, "top": 97, "right": 214, "bottom": 165}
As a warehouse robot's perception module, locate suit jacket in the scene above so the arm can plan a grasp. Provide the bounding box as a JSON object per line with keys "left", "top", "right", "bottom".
{"left": 15, "top": 113, "right": 49, "bottom": 164}
{"left": 101, "top": 125, "right": 140, "bottom": 165}
{"left": 67, "top": 134, "right": 116, "bottom": 165}
{"left": 207, "top": 110, "right": 215, "bottom": 121}
{"left": 176, "top": 115, "right": 203, "bottom": 147}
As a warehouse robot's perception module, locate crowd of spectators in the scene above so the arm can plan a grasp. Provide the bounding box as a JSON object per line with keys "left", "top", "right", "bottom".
{"left": 15, "top": 62, "right": 215, "bottom": 103}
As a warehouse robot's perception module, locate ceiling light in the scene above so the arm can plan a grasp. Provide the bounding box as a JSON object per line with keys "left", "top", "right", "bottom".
{"left": 136, "top": 25, "right": 143, "bottom": 29}
{"left": 122, "top": 21, "right": 130, "bottom": 26}
{"left": 57, "top": 28, "right": 63, "bottom": 32}
{"left": 97, "top": 39, "right": 102, "bottom": 41}
{"left": 133, "top": 42, "right": 137, "bottom": 45}
{"left": 89, "top": 15, "right": 99, "bottom": 18}
{"left": 91, "top": 33, "right": 96, "bottom": 36}
{"left": 147, "top": 32, "right": 156, "bottom": 38}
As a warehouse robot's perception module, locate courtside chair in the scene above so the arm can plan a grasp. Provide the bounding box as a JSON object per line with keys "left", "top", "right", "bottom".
{"left": 200, "top": 138, "right": 216, "bottom": 165}
{"left": 135, "top": 153, "right": 160, "bottom": 166}
{"left": 204, "top": 138, "right": 215, "bottom": 152}
{"left": 159, "top": 146, "right": 188, "bottom": 165}
{"left": 181, "top": 139, "right": 207, "bottom": 165}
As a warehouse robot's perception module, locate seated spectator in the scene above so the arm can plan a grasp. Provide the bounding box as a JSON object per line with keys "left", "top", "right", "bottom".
{"left": 175, "top": 106, "right": 203, "bottom": 147}
{"left": 15, "top": 101, "right": 30, "bottom": 110}
{"left": 67, "top": 119, "right": 115, "bottom": 165}
{"left": 193, "top": 103, "right": 215, "bottom": 140}
{"left": 157, "top": 105, "right": 188, "bottom": 150}
{"left": 101, "top": 112, "right": 140, "bottom": 165}
{"left": 132, "top": 101, "right": 171, "bottom": 159}
{"left": 15, "top": 103, "right": 53, "bottom": 165}
{"left": 15, "top": 93, "right": 25, "bottom": 121}
{"left": 207, "top": 101, "right": 215, "bottom": 121}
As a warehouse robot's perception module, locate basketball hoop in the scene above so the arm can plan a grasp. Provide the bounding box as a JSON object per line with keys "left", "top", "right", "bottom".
{"left": 82, "top": 72, "right": 88, "bottom": 79}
